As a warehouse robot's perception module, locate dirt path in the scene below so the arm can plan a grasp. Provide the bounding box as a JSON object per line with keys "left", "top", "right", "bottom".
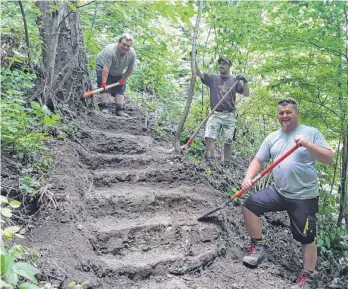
{"left": 24, "top": 104, "right": 297, "bottom": 289}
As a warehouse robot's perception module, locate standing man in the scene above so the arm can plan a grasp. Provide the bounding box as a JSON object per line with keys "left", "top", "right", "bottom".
{"left": 196, "top": 56, "right": 250, "bottom": 167}
{"left": 241, "top": 99, "right": 333, "bottom": 289}
{"left": 96, "top": 33, "right": 136, "bottom": 116}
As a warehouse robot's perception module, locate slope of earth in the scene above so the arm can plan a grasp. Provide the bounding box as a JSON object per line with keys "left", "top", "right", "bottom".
{"left": 22, "top": 102, "right": 310, "bottom": 289}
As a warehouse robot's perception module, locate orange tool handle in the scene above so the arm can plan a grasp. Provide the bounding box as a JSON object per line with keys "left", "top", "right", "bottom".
{"left": 83, "top": 82, "right": 120, "bottom": 98}
{"left": 84, "top": 91, "right": 95, "bottom": 98}
{"left": 230, "top": 144, "right": 299, "bottom": 200}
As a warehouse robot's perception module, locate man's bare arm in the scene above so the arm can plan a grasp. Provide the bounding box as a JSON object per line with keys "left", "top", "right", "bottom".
{"left": 195, "top": 60, "right": 204, "bottom": 80}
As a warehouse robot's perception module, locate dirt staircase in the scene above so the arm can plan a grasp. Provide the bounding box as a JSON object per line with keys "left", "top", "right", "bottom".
{"left": 24, "top": 106, "right": 294, "bottom": 289}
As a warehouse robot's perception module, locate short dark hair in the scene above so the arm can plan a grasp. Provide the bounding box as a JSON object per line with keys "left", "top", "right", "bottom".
{"left": 118, "top": 33, "right": 133, "bottom": 43}
{"left": 278, "top": 98, "right": 298, "bottom": 112}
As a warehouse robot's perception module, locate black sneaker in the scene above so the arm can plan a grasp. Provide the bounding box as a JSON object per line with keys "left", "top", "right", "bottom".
{"left": 98, "top": 103, "right": 109, "bottom": 113}
{"left": 242, "top": 241, "right": 267, "bottom": 267}
{"left": 116, "top": 104, "right": 129, "bottom": 117}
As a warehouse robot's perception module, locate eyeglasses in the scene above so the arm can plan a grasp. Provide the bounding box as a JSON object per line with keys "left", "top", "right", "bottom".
{"left": 121, "top": 42, "right": 131, "bottom": 48}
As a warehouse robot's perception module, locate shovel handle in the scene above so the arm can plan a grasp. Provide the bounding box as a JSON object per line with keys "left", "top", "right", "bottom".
{"left": 230, "top": 144, "right": 299, "bottom": 200}
{"left": 84, "top": 91, "right": 95, "bottom": 98}
{"left": 182, "top": 80, "right": 239, "bottom": 149}
{"left": 83, "top": 82, "right": 120, "bottom": 98}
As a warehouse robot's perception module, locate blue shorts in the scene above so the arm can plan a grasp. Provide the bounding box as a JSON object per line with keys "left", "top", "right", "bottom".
{"left": 243, "top": 185, "right": 319, "bottom": 244}
{"left": 96, "top": 70, "right": 126, "bottom": 96}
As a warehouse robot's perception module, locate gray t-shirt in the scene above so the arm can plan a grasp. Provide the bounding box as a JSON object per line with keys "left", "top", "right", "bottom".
{"left": 256, "top": 124, "right": 331, "bottom": 200}
{"left": 96, "top": 44, "right": 136, "bottom": 76}
{"left": 202, "top": 73, "right": 244, "bottom": 111}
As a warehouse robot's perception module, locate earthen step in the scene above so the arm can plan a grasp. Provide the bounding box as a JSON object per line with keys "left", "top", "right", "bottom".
{"left": 82, "top": 152, "right": 174, "bottom": 170}
{"left": 89, "top": 249, "right": 216, "bottom": 281}
{"left": 85, "top": 183, "right": 219, "bottom": 218}
{"left": 88, "top": 212, "right": 220, "bottom": 255}
{"left": 92, "top": 165, "right": 196, "bottom": 186}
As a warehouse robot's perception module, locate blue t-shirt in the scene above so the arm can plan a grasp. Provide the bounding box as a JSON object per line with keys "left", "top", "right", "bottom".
{"left": 256, "top": 124, "right": 331, "bottom": 199}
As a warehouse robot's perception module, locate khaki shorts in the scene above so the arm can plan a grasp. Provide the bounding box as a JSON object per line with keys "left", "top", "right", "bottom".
{"left": 205, "top": 111, "right": 236, "bottom": 144}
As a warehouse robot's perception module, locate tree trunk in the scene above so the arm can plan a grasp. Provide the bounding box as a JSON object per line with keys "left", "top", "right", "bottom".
{"left": 337, "top": 7, "right": 348, "bottom": 228}
{"left": 35, "top": 1, "right": 91, "bottom": 111}
{"left": 338, "top": 134, "right": 348, "bottom": 227}
{"left": 174, "top": 0, "right": 203, "bottom": 153}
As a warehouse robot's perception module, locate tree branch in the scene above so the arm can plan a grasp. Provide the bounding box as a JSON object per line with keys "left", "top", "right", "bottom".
{"left": 18, "top": 1, "right": 34, "bottom": 73}
{"left": 58, "top": 1, "right": 95, "bottom": 29}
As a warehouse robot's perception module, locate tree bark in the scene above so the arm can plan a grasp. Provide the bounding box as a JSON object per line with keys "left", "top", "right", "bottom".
{"left": 174, "top": 0, "right": 203, "bottom": 153}
{"left": 337, "top": 6, "right": 348, "bottom": 228}
{"left": 338, "top": 134, "right": 348, "bottom": 227}
{"left": 35, "top": 1, "right": 91, "bottom": 110}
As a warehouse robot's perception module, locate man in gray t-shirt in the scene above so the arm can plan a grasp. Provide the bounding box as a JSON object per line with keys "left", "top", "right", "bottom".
{"left": 240, "top": 99, "right": 333, "bottom": 289}
{"left": 96, "top": 33, "right": 136, "bottom": 116}
{"left": 196, "top": 56, "right": 250, "bottom": 167}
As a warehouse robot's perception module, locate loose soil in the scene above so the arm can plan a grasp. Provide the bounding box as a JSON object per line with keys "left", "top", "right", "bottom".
{"left": 21, "top": 102, "right": 338, "bottom": 289}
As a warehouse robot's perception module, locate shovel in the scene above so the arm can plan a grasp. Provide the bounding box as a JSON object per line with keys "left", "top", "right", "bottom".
{"left": 181, "top": 80, "right": 240, "bottom": 150}
{"left": 83, "top": 81, "right": 121, "bottom": 98}
{"left": 197, "top": 144, "right": 299, "bottom": 221}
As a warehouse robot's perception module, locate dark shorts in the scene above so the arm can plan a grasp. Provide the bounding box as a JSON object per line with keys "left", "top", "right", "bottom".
{"left": 96, "top": 69, "right": 126, "bottom": 96}
{"left": 243, "top": 185, "right": 319, "bottom": 244}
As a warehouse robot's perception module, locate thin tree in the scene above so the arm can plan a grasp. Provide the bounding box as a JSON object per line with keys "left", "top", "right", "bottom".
{"left": 18, "top": 1, "right": 34, "bottom": 73}
{"left": 174, "top": 0, "right": 203, "bottom": 153}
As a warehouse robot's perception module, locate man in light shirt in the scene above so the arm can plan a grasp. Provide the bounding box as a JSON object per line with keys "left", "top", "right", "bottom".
{"left": 241, "top": 99, "right": 333, "bottom": 289}
{"left": 96, "top": 33, "right": 136, "bottom": 116}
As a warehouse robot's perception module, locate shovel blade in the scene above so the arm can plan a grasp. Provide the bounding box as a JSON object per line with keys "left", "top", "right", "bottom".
{"left": 197, "top": 199, "right": 232, "bottom": 221}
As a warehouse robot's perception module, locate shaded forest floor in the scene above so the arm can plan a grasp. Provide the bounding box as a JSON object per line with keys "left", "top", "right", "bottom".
{"left": 19, "top": 100, "right": 344, "bottom": 289}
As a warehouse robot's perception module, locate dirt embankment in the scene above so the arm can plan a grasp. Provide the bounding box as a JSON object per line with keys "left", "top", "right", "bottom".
{"left": 21, "top": 103, "right": 339, "bottom": 289}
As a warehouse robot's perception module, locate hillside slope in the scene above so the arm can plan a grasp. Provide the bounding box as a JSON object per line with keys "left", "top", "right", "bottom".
{"left": 23, "top": 103, "right": 300, "bottom": 289}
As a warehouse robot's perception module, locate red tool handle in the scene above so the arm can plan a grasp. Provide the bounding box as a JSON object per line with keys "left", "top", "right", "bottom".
{"left": 231, "top": 144, "right": 299, "bottom": 200}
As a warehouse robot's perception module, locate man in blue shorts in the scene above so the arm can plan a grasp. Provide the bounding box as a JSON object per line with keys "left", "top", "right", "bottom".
{"left": 241, "top": 99, "right": 333, "bottom": 289}
{"left": 96, "top": 33, "right": 136, "bottom": 116}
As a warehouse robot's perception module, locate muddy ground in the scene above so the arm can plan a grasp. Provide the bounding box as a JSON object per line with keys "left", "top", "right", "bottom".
{"left": 20, "top": 101, "right": 345, "bottom": 289}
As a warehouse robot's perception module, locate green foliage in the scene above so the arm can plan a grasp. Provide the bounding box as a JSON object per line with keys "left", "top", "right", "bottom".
{"left": 216, "top": 236, "right": 227, "bottom": 256}
{"left": 1, "top": 69, "right": 61, "bottom": 156}
{"left": 184, "top": 139, "right": 205, "bottom": 158}
{"left": 0, "top": 196, "right": 22, "bottom": 241}
{"left": 316, "top": 190, "right": 348, "bottom": 255}
{"left": 0, "top": 1, "right": 42, "bottom": 62}
{"left": 0, "top": 197, "right": 40, "bottom": 289}
{"left": 1, "top": 68, "right": 63, "bottom": 198}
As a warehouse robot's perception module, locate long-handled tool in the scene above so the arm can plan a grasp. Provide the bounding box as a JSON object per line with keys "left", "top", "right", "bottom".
{"left": 83, "top": 81, "right": 120, "bottom": 98}
{"left": 197, "top": 144, "right": 299, "bottom": 221}
{"left": 181, "top": 80, "right": 239, "bottom": 150}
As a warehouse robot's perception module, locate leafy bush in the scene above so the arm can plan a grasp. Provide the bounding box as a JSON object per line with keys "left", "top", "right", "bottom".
{"left": 1, "top": 196, "right": 40, "bottom": 289}
{"left": 1, "top": 68, "right": 61, "bottom": 157}
{"left": 1, "top": 68, "right": 63, "bottom": 197}
{"left": 316, "top": 190, "right": 348, "bottom": 255}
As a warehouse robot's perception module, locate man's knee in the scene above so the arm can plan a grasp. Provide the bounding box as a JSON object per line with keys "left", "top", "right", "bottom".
{"left": 115, "top": 94, "right": 125, "bottom": 105}
{"left": 290, "top": 200, "right": 318, "bottom": 244}
{"left": 243, "top": 196, "right": 262, "bottom": 217}
{"left": 292, "top": 222, "right": 317, "bottom": 244}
